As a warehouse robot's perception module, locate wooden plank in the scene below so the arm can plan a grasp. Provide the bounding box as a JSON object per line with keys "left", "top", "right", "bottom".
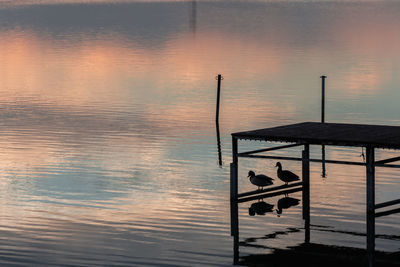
{"left": 232, "top": 122, "right": 400, "bottom": 149}
{"left": 237, "top": 182, "right": 303, "bottom": 198}
{"left": 236, "top": 187, "right": 303, "bottom": 203}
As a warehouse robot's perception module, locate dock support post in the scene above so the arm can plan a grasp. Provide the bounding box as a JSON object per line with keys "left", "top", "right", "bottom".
{"left": 302, "top": 144, "right": 310, "bottom": 243}
{"left": 231, "top": 136, "right": 238, "bottom": 201}
{"left": 230, "top": 136, "right": 239, "bottom": 262}
{"left": 366, "top": 146, "right": 375, "bottom": 267}
{"left": 230, "top": 137, "right": 239, "bottom": 236}
{"left": 232, "top": 199, "right": 239, "bottom": 265}
{"left": 230, "top": 163, "right": 238, "bottom": 237}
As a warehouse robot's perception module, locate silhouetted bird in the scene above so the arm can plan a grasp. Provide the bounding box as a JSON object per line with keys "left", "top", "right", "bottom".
{"left": 249, "top": 201, "right": 274, "bottom": 216}
{"left": 276, "top": 196, "right": 300, "bottom": 215}
{"left": 275, "top": 162, "right": 299, "bottom": 185}
{"left": 248, "top": 170, "right": 274, "bottom": 190}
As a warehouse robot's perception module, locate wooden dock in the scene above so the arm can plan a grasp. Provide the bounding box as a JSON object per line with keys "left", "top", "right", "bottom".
{"left": 230, "top": 122, "right": 400, "bottom": 267}
{"left": 233, "top": 122, "right": 400, "bottom": 149}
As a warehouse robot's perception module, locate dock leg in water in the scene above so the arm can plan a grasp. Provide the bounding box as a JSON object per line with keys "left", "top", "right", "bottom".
{"left": 322, "top": 144, "right": 326, "bottom": 178}
{"left": 302, "top": 144, "right": 310, "bottom": 243}
{"left": 366, "top": 146, "right": 375, "bottom": 267}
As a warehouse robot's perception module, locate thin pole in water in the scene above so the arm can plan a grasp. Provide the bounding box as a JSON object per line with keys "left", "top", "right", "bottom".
{"left": 216, "top": 74, "right": 223, "bottom": 124}
{"left": 215, "top": 74, "right": 223, "bottom": 166}
{"left": 321, "top": 75, "right": 327, "bottom": 123}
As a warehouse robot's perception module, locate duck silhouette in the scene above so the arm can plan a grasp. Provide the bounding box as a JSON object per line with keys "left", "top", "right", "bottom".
{"left": 248, "top": 170, "right": 274, "bottom": 190}
{"left": 249, "top": 201, "right": 274, "bottom": 216}
{"left": 275, "top": 162, "right": 300, "bottom": 185}
{"left": 276, "top": 196, "right": 300, "bottom": 216}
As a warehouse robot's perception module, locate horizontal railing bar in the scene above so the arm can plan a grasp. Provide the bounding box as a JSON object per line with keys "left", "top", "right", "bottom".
{"left": 375, "top": 163, "right": 400, "bottom": 168}
{"left": 315, "top": 159, "right": 365, "bottom": 166}
{"left": 375, "top": 199, "right": 400, "bottom": 209}
{"left": 375, "top": 156, "right": 400, "bottom": 165}
{"left": 237, "top": 182, "right": 303, "bottom": 198}
{"left": 375, "top": 208, "right": 400, "bottom": 218}
{"left": 238, "top": 155, "right": 302, "bottom": 161}
{"left": 238, "top": 143, "right": 303, "bottom": 156}
{"left": 236, "top": 187, "right": 303, "bottom": 203}
{"left": 238, "top": 154, "right": 366, "bottom": 166}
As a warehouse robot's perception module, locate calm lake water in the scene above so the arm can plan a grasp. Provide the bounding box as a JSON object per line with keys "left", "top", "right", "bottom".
{"left": 0, "top": 0, "right": 399, "bottom": 266}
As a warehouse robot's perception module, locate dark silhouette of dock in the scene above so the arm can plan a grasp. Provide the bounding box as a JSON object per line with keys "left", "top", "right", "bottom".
{"left": 230, "top": 121, "right": 400, "bottom": 267}
{"left": 233, "top": 122, "right": 400, "bottom": 149}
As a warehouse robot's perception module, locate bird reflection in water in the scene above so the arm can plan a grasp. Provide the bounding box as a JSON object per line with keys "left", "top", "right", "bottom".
{"left": 249, "top": 201, "right": 274, "bottom": 216}
{"left": 276, "top": 196, "right": 300, "bottom": 217}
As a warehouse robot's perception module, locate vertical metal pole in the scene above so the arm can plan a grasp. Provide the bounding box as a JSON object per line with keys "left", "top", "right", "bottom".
{"left": 302, "top": 144, "right": 310, "bottom": 243}
{"left": 321, "top": 75, "right": 326, "bottom": 123}
{"left": 366, "top": 146, "right": 375, "bottom": 267}
{"left": 216, "top": 74, "right": 222, "bottom": 124}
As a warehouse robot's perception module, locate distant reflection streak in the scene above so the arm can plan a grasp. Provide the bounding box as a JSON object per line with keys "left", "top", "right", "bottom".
{"left": 322, "top": 145, "right": 326, "bottom": 178}
{"left": 190, "top": 0, "right": 197, "bottom": 34}
{"left": 216, "top": 121, "right": 222, "bottom": 167}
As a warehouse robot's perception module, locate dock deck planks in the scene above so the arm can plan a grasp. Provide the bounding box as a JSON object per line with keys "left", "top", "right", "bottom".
{"left": 232, "top": 122, "right": 400, "bottom": 149}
